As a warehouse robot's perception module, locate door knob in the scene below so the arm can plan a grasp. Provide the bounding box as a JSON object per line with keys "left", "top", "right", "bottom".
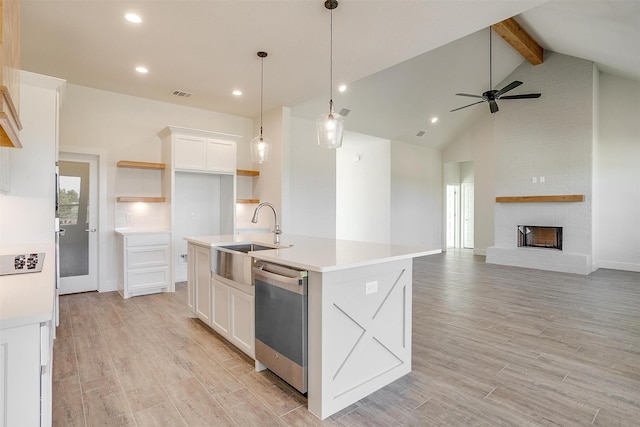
{"left": 85, "top": 228, "right": 97, "bottom": 232}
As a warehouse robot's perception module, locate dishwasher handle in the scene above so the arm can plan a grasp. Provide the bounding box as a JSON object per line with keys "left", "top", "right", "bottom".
{"left": 253, "top": 262, "right": 308, "bottom": 295}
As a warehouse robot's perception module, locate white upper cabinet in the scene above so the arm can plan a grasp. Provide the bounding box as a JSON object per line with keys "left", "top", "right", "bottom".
{"left": 205, "top": 138, "right": 236, "bottom": 173}
{"left": 174, "top": 134, "right": 206, "bottom": 170}
{"left": 162, "top": 126, "right": 239, "bottom": 174}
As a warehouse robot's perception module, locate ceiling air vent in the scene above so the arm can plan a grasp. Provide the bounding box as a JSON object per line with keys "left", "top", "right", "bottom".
{"left": 416, "top": 130, "right": 426, "bottom": 137}
{"left": 172, "top": 90, "right": 192, "bottom": 98}
{"left": 339, "top": 108, "right": 351, "bottom": 116}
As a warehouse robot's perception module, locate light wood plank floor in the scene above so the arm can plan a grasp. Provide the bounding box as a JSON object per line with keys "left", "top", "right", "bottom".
{"left": 53, "top": 251, "right": 640, "bottom": 426}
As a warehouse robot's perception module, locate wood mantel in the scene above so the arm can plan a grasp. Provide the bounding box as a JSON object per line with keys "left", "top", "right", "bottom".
{"left": 496, "top": 195, "right": 585, "bottom": 203}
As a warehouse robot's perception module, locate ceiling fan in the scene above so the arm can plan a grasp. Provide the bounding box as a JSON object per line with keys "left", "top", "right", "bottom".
{"left": 451, "top": 28, "right": 541, "bottom": 114}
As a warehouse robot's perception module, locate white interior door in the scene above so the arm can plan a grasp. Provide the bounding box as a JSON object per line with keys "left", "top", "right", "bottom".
{"left": 58, "top": 154, "right": 98, "bottom": 294}
{"left": 461, "top": 182, "right": 474, "bottom": 249}
{"left": 446, "top": 185, "right": 459, "bottom": 248}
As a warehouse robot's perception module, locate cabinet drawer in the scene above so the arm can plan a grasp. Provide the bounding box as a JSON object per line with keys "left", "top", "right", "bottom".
{"left": 127, "top": 267, "right": 169, "bottom": 291}
{"left": 126, "top": 245, "right": 169, "bottom": 269}
{"left": 125, "top": 233, "right": 170, "bottom": 247}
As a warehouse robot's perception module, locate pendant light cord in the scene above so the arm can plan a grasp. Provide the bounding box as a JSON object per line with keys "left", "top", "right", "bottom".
{"left": 260, "top": 55, "right": 264, "bottom": 138}
{"left": 329, "top": 6, "right": 334, "bottom": 114}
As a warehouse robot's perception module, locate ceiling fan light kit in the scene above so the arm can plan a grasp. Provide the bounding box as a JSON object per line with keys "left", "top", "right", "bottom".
{"left": 317, "top": 0, "right": 345, "bottom": 149}
{"left": 451, "top": 28, "right": 541, "bottom": 114}
{"left": 250, "top": 51, "right": 272, "bottom": 163}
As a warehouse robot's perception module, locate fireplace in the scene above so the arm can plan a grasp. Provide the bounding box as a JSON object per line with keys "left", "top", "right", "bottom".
{"left": 518, "top": 226, "right": 563, "bottom": 250}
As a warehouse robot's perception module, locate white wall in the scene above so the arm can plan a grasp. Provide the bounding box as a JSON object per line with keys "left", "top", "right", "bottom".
{"left": 391, "top": 141, "right": 442, "bottom": 248}
{"left": 595, "top": 73, "right": 640, "bottom": 272}
{"left": 59, "top": 83, "right": 252, "bottom": 291}
{"left": 173, "top": 172, "right": 223, "bottom": 281}
{"left": 286, "top": 116, "right": 336, "bottom": 238}
{"left": 240, "top": 107, "right": 288, "bottom": 234}
{"left": 337, "top": 131, "right": 390, "bottom": 243}
{"left": 0, "top": 72, "right": 63, "bottom": 246}
{"left": 442, "top": 113, "right": 495, "bottom": 254}
{"left": 460, "top": 161, "right": 474, "bottom": 183}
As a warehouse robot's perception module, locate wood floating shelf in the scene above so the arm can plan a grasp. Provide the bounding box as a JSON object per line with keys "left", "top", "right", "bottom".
{"left": 116, "top": 196, "right": 166, "bottom": 203}
{"left": 117, "top": 160, "right": 165, "bottom": 170}
{"left": 236, "top": 169, "right": 259, "bottom": 177}
{"left": 496, "top": 195, "right": 585, "bottom": 203}
{"left": 236, "top": 199, "right": 260, "bottom": 204}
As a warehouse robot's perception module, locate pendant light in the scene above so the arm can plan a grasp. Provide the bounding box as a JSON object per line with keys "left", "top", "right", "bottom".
{"left": 250, "top": 51, "right": 272, "bottom": 163}
{"left": 316, "top": 0, "right": 344, "bottom": 149}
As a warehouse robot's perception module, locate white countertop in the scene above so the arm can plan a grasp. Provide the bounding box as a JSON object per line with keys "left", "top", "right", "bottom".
{"left": 185, "top": 233, "right": 440, "bottom": 272}
{"left": 115, "top": 228, "right": 170, "bottom": 236}
{"left": 0, "top": 243, "right": 55, "bottom": 329}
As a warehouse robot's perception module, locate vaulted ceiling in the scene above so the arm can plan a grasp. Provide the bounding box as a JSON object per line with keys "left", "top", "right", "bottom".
{"left": 21, "top": 1, "right": 640, "bottom": 149}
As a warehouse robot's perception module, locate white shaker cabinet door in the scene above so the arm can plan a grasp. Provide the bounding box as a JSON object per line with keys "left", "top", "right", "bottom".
{"left": 205, "top": 139, "right": 236, "bottom": 173}
{"left": 174, "top": 135, "right": 206, "bottom": 171}
{"left": 210, "top": 278, "right": 231, "bottom": 337}
{"left": 229, "top": 287, "right": 255, "bottom": 358}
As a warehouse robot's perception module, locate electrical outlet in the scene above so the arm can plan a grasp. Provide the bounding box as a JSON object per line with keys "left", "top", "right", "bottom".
{"left": 531, "top": 177, "right": 537, "bottom": 184}
{"left": 179, "top": 253, "right": 188, "bottom": 264}
{"left": 539, "top": 176, "right": 545, "bottom": 183}
{"left": 365, "top": 281, "right": 378, "bottom": 295}
{"left": 126, "top": 212, "right": 134, "bottom": 223}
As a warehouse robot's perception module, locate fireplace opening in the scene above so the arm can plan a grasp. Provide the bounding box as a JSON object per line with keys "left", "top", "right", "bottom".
{"left": 518, "top": 226, "right": 563, "bottom": 250}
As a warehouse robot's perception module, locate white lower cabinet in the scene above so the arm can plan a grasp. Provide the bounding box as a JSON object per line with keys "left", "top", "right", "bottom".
{"left": 228, "top": 286, "right": 255, "bottom": 356}
{"left": 187, "top": 242, "right": 254, "bottom": 359}
{"left": 0, "top": 320, "right": 53, "bottom": 427}
{"left": 210, "top": 278, "right": 255, "bottom": 358}
{"left": 210, "top": 277, "right": 230, "bottom": 335}
{"left": 117, "top": 233, "right": 171, "bottom": 299}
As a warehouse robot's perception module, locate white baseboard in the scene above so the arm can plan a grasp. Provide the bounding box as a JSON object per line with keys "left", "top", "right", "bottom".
{"left": 595, "top": 260, "right": 640, "bottom": 273}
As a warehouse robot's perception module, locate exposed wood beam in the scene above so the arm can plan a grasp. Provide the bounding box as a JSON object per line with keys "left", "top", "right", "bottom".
{"left": 492, "top": 18, "right": 543, "bottom": 65}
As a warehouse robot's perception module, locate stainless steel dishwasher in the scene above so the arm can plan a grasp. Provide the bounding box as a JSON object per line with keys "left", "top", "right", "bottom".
{"left": 253, "top": 260, "right": 308, "bottom": 393}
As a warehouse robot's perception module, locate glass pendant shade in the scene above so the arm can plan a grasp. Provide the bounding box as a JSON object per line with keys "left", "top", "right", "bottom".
{"left": 316, "top": 110, "right": 344, "bottom": 148}
{"left": 250, "top": 134, "right": 271, "bottom": 164}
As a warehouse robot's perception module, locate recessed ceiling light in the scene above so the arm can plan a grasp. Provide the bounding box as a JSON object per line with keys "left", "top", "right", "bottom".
{"left": 338, "top": 84, "right": 347, "bottom": 92}
{"left": 431, "top": 117, "right": 438, "bottom": 124}
{"left": 125, "top": 13, "right": 142, "bottom": 24}
{"left": 135, "top": 66, "right": 148, "bottom": 74}
{"left": 232, "top": 90, "right": 242, "bottom": 96}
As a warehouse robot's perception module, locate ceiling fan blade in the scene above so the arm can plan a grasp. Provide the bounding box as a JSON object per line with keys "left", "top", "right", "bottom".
{"left": 455, "top": 93, "right": 484, "bottom": 99}
{"left": 489, "top": 99, "right": 499, "bottom": 114}
{"left": 495, "top": 80, "right": 522, "bottom": 97}
{"left": 500, "top": 93, "right": 542, "bottom": 99}
{"left": 450, "top": 100, "right": 485, "bottom": 112}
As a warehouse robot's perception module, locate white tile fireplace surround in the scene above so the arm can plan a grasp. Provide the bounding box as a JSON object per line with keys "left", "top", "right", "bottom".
{"left": 487, "top": 197, "right": 592, "bottom": 275}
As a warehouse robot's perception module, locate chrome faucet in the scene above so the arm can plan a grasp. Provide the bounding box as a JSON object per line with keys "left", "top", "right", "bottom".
{"left": 251, "top": 202, "right": 282, "bottom": 244}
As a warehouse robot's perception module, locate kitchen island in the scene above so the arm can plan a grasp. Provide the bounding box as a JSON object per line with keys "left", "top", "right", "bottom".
{"left": 185, "top": 233, "right": 439, "bottom": 420}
